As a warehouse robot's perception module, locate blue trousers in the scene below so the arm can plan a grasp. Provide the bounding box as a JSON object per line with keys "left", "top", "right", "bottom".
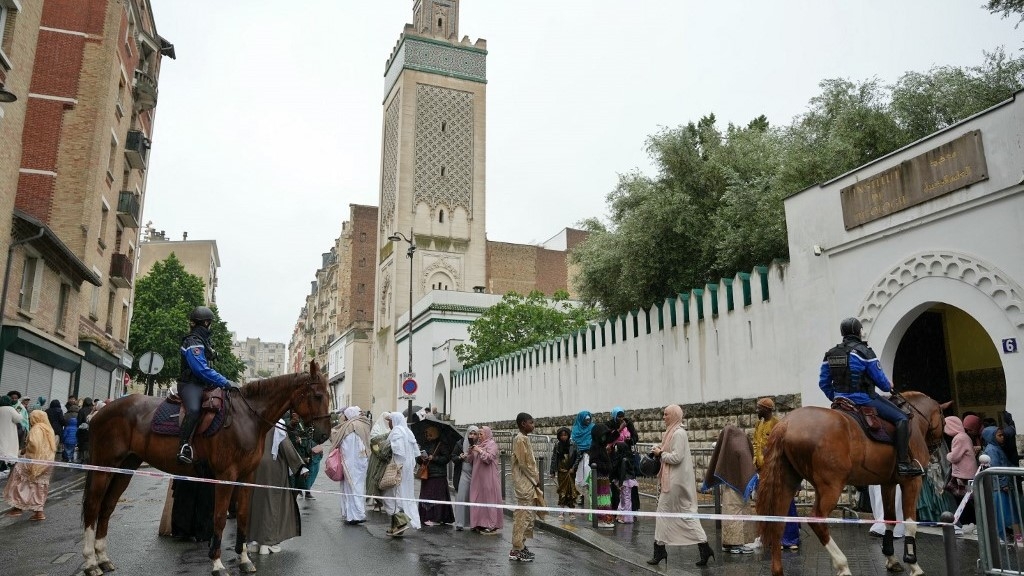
{"left": 862, "top": 397, "right": 907, "bottom": 424}
{"left": 177, "top": 381, "right": 203, "bottom": 418}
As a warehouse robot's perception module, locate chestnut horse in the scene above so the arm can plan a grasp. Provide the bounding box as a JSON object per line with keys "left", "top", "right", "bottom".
{"left": 756, "top": 391, "right": 947, "bottom": 576}
{"left": 81, "top": 361, "right": 331, "bottom": 576}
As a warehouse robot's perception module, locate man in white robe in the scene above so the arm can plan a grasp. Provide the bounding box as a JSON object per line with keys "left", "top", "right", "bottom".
{"left": 384, "top": 411, "right": 421, "bottom": 535}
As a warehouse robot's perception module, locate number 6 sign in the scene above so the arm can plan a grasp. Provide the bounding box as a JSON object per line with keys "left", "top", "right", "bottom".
{"left": 1004, "top": 338, "right": 1018, "bottom": 354}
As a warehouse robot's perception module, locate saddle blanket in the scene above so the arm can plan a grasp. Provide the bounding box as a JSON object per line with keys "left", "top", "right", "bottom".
{"left": 150, "top": 400, "right": 225, "bottom": 438}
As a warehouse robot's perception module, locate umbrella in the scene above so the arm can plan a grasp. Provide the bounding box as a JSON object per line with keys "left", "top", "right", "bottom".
{"left": 409, "top": 417, "right": 463, "bottom": 454}
{"left": 402, "top": 405, "right": 425, "bottom": 423}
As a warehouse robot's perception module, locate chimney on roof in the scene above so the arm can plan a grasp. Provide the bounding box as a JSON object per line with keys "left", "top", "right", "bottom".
{"left": 183, "top": 231, "right": 188, "bottom": 241}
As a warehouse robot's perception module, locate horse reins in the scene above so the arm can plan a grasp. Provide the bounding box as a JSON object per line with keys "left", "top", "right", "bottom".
{"left": 895, "top": 391, "right": 943, "bottom": 452}
{"left": 229, "top": 381, "right": 332, "bottom": 435}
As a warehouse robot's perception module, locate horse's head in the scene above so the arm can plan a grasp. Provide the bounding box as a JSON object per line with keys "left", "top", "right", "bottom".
{"left": 290, "top": 360, "right": 331, "bottom": 444}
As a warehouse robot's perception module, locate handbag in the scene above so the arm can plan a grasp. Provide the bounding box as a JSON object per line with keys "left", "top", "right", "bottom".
{"left": 638, "top": 454, "right": 661, "bottom": 478}
{"left": 378, "top": 460, "right": 403, "bottom": 490}
{"left": 415, "top": 443, "right": 440, "bottom": 480}
{"left": 945, "top": 476, "right": 969, "bottom": 499}
{"left": 325, "top": 445, "right": 344, "bottom": 482}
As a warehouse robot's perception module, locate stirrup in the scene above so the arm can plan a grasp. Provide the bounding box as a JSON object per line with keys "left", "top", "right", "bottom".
{"left": 177, "top": 443, "right": 194, "bottom": 465}
{"left": 897, "top": 461, "right": 924, "bottom": 477}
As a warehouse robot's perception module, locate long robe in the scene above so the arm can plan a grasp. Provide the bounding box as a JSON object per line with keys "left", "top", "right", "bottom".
{"left": 467, "top": 432, "right": 503, "bottom": 530}
{"left": 339, "top": 431, "right": 369, "bottom": 522}
{"left": 453, "top": 425, "right": 478, "bottom": 529}
{"left": 654, "top": 427, "right": 707, "bottom": 545}
{"left": 248, "top": 429, "right": 303, "bottom": 546}
{"left": 3, "top": 411, "right": 55, "bottom": 512}
{"left": 383, "top": 412, "right": 421, "bottom": 529}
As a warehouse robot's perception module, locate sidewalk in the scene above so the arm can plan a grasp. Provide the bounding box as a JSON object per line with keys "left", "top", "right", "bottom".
{"left": 507, "top": 480, "right": 983, "bottom": 576}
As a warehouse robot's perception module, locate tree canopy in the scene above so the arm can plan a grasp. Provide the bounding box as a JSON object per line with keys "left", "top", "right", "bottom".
{"left": 571, "top": 49, "right": 1024, "bottom": 317}
{"left": 129, "top": 254, "right": 244, "bottom": 385}
{"left": 454, "top": 290, "right": 595, "bottom": 369}
{"left": 986, "top": 0, "right": 1024, "bottom": 25}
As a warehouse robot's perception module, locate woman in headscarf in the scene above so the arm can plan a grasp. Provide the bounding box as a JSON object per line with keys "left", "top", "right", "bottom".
{"left": 384, "top": 411, "right": 421, "bottom": 536}
{"left": 321, "top": 406, "right": 371, "bottom": 524}
{"left": 945, "top": 416, "right": 977, "bottom": 531}
{"left": 648, "top": 405, "right": 713, "bottom": 567}
{"left": 982, "top": 426, "right": 1022, "bottom": 544}
{"left": 3, "top": 410, "right": 56, "bottom": 520}
{"left": 549, "top": 426, "right": 579, "bottom": 520}
{"left": 606, "top": 406, "right": 639, "bottom": 511}
{"left": 571, "top": 410, "right": 594, "bottom": 497}
{"left": 365, "top": 411, "right": 393, "bottom": 509}
{"left": 700, "top": 424, "right": 756, "bottom": 553}
{"left": 45, "top": 400, "right": 63, "bottom": 449}
{"left": 416, "top": 421, "right": 455, "bottom": 526}
{"left": 248, "top": 419, "right": 308, "bottom": 554}
{"left": 467, "top": 425, "right": 503, "bottom": 534}
{"left": 452, "top": 425, "right": 478, "bottom": 531}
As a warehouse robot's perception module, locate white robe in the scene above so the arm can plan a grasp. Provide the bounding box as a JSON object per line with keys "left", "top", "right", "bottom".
{"left": 869, "top": 484, "right": 905, "bottom": 537}
{"left": 384, "top": 412, "right": 421, "bottom": 529}
{"left": 339, "top": 433, "right": 368, "bottom": 522}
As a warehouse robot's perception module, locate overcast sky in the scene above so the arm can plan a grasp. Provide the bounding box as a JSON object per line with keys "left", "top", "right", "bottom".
{"left": 142, "top": 1, "right": 1021, "bottom": 345}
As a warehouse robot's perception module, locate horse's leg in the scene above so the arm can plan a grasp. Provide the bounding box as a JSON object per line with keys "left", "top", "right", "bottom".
{"left": 880, "top": 484, "right": 904, "bottom": 572}
{"left": 83, "top": 471, "right": 114, "bottom": 576}
{"left": 233, "top": 479, "right": 256, "bottom": 574}
{"left": 210, "top": 482, "right": 235, "bottom": 576}
{"left": 95, "top": 469, "right": 137, "bottom": 573}
{"left": 809, "top": 481, "right": 852, "bottom": 576}
{"left": 901, "top": 481, "right": 925, "bottom": 576}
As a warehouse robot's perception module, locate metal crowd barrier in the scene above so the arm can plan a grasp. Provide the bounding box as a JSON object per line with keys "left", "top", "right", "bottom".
{"left": 974, "top": 466, "right": 1024, "bottom": 575}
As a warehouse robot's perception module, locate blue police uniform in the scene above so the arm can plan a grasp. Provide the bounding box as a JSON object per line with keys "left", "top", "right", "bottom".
{"left": 176, "top": 322, "right": 230, "bottom": 464}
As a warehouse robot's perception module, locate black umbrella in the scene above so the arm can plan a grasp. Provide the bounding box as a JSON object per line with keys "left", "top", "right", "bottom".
{"left": 410, "top": 418, "right": 464, "bottom": 454}
{"left": 402, "top": 405, "right": 425, "bottom": 423}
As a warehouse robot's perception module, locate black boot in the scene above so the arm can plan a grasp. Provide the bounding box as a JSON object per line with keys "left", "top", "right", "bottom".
{"left": 696, "top": 541, "right": 715, "bottom": 566}
{"left": 177, "top": 413, "right": 199, "bottom": 464}
{"left": 647, "top": 542, "right": 667, "bottom": 566}
{"left": 895, "top": 420, "right": 924, "bottom": 477}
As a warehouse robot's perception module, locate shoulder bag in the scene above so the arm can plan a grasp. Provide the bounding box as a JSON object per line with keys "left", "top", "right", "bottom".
{"left": 378, "top": 460, "right": 403, "bottom": 490}
{"left": 325, "top": 445, "right": 344, "bottom": 482}
{"left": 415, "top": 443, "right": 440, "bottom": 480}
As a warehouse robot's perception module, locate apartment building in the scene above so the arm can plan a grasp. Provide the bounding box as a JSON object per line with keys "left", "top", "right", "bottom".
{"left": 1, "top": 1, "right": 173, "bottom": 403}
{"left": 138, "top": 228, "right": 220, "bottom": 305}
{"left": 231, "top": 336, "right": 286, "bottom": 381}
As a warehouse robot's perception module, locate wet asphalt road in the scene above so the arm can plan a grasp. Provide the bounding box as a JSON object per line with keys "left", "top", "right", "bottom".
{"left": 0, "top": 470, "right": 647, "bottom": 576}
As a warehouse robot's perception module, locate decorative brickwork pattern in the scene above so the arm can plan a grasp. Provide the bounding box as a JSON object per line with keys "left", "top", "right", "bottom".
{"left": 380, "top": 95, "right": 402, "bottom": 235}
{"left": 413, "top": 84, "right": 473, "bottom": 215}
{"left": 858, "top": 251, "right": 1024, "bottom": 332}
{"left": 384, "top": 37, "right": 486, "bottom": 98}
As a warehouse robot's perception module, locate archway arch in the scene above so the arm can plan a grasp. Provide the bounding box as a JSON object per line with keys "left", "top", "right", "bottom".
{"left": 434, "top": 374, "right": 446, "bottom": 417}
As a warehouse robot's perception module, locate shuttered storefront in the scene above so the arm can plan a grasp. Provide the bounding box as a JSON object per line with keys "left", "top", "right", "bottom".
{"left": 51, "top": 369, "right": 71, "bottom": 406}
{"left": 1, "top": 352, "right": 31, "bottom": 395}
{"left": 0, "top": 353, "right": 73, "bottom": 406}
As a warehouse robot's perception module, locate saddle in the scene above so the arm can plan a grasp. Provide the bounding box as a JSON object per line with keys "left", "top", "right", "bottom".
{"left": 831, "top": 397, "right": 895, "bottom": 444}
{"left": 151, "top": 387, "right": 228, "bottom": 438}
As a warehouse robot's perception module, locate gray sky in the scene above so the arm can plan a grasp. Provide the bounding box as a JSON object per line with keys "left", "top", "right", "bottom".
{"left": 143, "top": 1, "right": 1021, "bottom": 345}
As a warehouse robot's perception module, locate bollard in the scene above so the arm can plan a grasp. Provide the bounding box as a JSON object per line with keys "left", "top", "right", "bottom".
{"left": 939, "top": 511, "right": 959, "bottom": 576}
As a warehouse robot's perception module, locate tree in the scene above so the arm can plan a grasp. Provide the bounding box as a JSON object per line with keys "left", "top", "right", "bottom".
{"left": 454, "top": 290, "right": 595, "bottom": 369}
{"left": 986, "top": 0, "right": 1024, "bottom": 25}
{"left": 129, "top": 254, "right": 243, "bottom": 385}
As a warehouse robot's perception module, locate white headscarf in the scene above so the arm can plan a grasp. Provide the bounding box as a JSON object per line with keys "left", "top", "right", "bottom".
{"left": 271, "top": 419, "right": 287, "bottom": 460}
{"left": 370, "top": 412, "right": 391, "bottom": 438}
{"left": 388, "top": 411, "right": 417, "bottom": 451}
{"left": 343, "top": 406, "right": 361, "bottom": 421}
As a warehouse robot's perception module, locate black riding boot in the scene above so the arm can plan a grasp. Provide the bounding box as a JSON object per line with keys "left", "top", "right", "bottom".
{"left": 178, "top": 413, "right": 199, "bottom": 464}
{"left": 696, "top": 541, "right": 715, "bottom": 566}
{"left": 647, "top": 542, "right": 667, "bottom": 566}
{"left": 895, "top": 420, "right": 924, "bottom": 477}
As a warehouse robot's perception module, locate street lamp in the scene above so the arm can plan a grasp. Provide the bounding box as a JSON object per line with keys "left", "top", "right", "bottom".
{"left": 387, "top": 228, "right": 416, "bottom": 419}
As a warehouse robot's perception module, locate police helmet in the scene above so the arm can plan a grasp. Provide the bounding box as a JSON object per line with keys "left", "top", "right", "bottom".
{"left": 839, "top": 317, "right": 862, "bottom": 337}
{"left": 189, "top": 306, "right": 215, "bottom": 324}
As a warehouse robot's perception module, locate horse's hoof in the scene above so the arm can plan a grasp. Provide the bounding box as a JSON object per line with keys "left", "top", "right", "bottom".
{"left": 99, "top": 561, "right": 117, "bottom": 572}
{"left": 239, "top": 560, "right": 257, "bottom": 573}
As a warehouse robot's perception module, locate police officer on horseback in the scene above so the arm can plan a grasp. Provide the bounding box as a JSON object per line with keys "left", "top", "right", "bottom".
{"left": 177, "top": 306, "right": 236, "bottom": 465}
{"left": 819, "top": 317, "right": 924, "bottom": 477}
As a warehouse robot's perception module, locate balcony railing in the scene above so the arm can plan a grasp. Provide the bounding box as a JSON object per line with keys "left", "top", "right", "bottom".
{"left": 133, "top": 69, "right": 158, "bottom": 111}
{"left": 116, "top": 191, "right": 141, "bottom": 228}
{"left": 110, "top": 253, "right": 134, "bottom": 289}
{"left": 124, "top": 130, "right": 149, "bottom": 170}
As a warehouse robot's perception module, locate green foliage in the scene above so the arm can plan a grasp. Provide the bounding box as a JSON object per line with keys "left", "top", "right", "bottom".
{"left": 129, "top": 254, "right": 243, "bottom": 383}
{"left": 572, "top": 51, "right": 1024, "bottom": 316}
{"left": 455, "top": 290, "right": 596, "bottom": 369}
{"left": 986, "top": 0, "right": 1024, "bottom": 25}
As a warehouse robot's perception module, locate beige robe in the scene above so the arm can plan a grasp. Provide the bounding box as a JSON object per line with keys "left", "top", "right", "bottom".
{"left": 655, "top": 429, "right": 707, "bottom": 545}
{"left": 248, "top": 430, "right": 304, "bottom": 545}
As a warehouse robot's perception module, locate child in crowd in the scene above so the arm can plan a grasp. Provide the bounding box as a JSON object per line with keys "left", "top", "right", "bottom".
{"left": 611, "top": 441, "right": 638, "bottom": 523}
{"left": 510, "top": 412, "right": 539, "bottom": 562}
{"left": 61, "top": 416, "right": 78, "bottom": 463}
{"left": 549, "top": 427, "right": 579, "bottom": 521}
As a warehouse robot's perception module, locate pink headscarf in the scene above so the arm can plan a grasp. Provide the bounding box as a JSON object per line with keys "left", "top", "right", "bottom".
{"left": 659, "top": 405, "right": 684, "bottom": 493}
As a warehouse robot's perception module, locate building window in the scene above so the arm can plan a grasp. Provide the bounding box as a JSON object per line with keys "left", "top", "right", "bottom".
{"left": 120, "top": 303, "right": 129, "bottom": 340}
{"left": 438, "top": 209, "right": 444, "bottom": 223}
{"left": 0, "top": 4, "right": 15, "bottom": 56}
{"left": 98, "top": 203, "right": 109, "bottom": 250}
{"left": 105, "top": 290, "right": 116, "bottom": 333}
{"left": 359, "top": 232, "right": 366, "bottom": 243}
{"left": 439, "top": 166, "right": 446, "bottom": 177}
{"left": 440, "top": 121, "right": 446, "bottom": 133}
{"left": 359, "top": 257, "right": 366, "bottom": 268}
{"left": 56, "top": 283, "right": 71, "bottom": 332}
{"left": 357, "top": 283, "right": 365, "bottom": 294}
{"left": 89, "top": 285, "right": 100, "bottom": 320}
{"left": 18, "top": 257, "right": 41, "bottom": 312}
{"left": 107, "top": 136, "right": 118, "bottom": 181}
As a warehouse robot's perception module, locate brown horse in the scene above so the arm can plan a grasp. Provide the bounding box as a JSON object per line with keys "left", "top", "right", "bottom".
{"left": 81, "top": 361, "right": 331, "bottom": 576}
{"left": 756, "top": 392, "right": 947, "bottom": 576}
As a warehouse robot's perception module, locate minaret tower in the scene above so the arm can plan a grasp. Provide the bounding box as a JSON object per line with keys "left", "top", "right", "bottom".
{"left": 370, "top": 0, "right": 488, "bottom": 416}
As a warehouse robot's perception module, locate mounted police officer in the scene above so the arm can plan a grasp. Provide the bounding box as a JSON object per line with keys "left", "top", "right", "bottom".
{"left": 177, "top": 306, "right": 236, "bottom": 465}
{"left": 819, "top": 317, "right": 924, "bottom": 477}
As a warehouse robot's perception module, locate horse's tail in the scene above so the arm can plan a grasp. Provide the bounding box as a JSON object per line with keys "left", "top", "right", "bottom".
{"left": 756, "top": 419, "right": 798, "bottom": 553}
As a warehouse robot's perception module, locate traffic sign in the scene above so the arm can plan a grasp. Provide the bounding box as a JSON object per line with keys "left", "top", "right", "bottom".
{"left": 402, "top": 377, "right": 418, "bottom": 395}
{"left": 138, "top": 351, "right": 164, "bottom": 375}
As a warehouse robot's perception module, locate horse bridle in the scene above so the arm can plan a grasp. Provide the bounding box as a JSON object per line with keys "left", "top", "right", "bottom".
{"left": 895, "top": 391, "right": 944, "bottom": 453}
{"left": 230, "top": 376, "right": 332, "bottom": 435}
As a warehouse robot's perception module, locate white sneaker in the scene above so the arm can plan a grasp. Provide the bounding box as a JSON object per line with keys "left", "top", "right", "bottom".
{"left": 258, "top": 545, "right": 281, "bottom": 555}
